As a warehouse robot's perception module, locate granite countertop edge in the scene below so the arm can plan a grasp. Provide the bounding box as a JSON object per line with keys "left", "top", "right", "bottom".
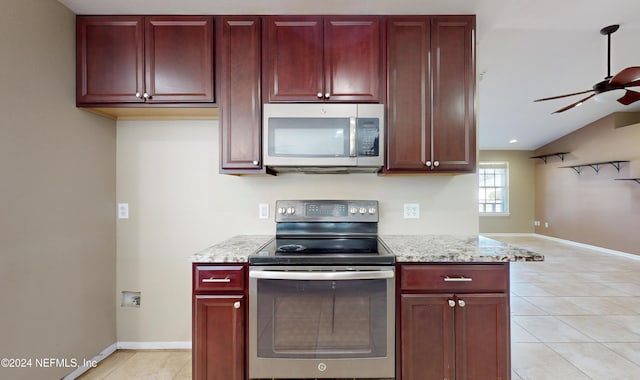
{"left": 190, "top": 234, "right": 544, "bottom": 263}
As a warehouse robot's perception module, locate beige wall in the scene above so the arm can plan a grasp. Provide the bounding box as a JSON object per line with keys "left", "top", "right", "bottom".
{"left": 535, "top": 114, "right": 640, "bottom": 255}
{"left": 0, "top": 1, "right": 117, "bottom": 379}
{"left": 479, "top": 150, "right": 536, "bottom": 233}
{"left": 116, "top": 119, "right": 479, "bottom": 342}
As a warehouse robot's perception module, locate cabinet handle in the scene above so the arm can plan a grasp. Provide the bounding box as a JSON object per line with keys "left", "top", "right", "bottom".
{"left": 143, "top": 92, "right": 151, "bottom": 99}
{"left": 444, "top": 276, "right": 473, "bottom": 282}
{"left": 325, "top": 92, "right": 330, "bottom": 99}
{"left": 448, "top": 300, "right": 455, "bottom": 308}
{"left": 433, "top": 160, "right": 440, "bottom": 167}
{"left": 252, "top": 160, "right": 259, "bottom": 166}
{"left": 317, "top": 92, "right": 323, "bottom": 98}
{"left": 458, "top": 300, "right": 466, "bottom": 307}
{"left": 425, "top": 161, "right": 432, "bottom": 167}
{"left": 233, "top": 301, "right": 241, "bottom": 309}
{"left": 202, "top": 277, "right": 231, "bottom": 283}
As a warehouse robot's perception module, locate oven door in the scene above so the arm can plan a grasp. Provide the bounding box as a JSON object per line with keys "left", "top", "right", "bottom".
{"left": 249, "top": 266, "right": 395, "bottom": 379}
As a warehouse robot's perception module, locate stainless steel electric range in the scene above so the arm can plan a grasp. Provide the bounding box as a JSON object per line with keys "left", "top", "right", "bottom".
{"left": 248, "top": 200, "right": 395, "bottom": 380}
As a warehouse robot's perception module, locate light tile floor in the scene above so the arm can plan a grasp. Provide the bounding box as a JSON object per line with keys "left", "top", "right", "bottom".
{"left": 498, "top": 235, "right": 640, "bottom": 380}
{"left": 77, "top": 235, "right": 640, "bottom": 379}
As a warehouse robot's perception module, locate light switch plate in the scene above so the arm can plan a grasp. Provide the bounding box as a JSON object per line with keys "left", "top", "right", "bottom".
{"left": 403, "top": 203, "right": 420, "bottom": 219}
{"left": 118, "top": 203, "right": 129, "bottom": 219}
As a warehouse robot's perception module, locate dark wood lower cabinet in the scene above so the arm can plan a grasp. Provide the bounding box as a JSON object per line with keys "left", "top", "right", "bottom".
{"left": 398, "top": 264, "right": 510, "bottom": 380}
{"left": 192, "top": 264, "right": 246, "bottom": 380}
{"left": 193, "top": 295, "right": 245, "bottom": 380}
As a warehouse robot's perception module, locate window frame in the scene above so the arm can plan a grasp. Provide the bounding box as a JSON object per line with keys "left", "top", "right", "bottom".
{"left": 478, "top": 161, "right": 510, "bottom": 216}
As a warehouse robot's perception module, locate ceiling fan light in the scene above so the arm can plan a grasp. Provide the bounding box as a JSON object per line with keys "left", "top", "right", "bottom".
{"left": 594, "top": 89, "right": 627, "bottom": 102}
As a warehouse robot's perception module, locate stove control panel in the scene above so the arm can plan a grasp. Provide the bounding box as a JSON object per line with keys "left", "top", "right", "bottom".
{"left": 275, "top": 200, "right": 378, "bottom": 222}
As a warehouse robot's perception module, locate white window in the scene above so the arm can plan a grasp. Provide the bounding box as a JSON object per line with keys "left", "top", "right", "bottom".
{"left": 479, "top": 162, "right": 509, "bottom": 215}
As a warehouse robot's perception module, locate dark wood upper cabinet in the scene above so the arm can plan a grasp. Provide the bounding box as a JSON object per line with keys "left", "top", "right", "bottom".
{"left": 385, "top": 16, "right": 476, "bottom": 173}
{"left": 219, "top": 16, "right": 266, "bottom": 173}
{"left": 265, "top": 16, "right": 382, "bottom": 102}
{"left": 76, "top": 15, "right": 214, "bottom": 106}
{"left": 145, "top": 16, "right": 214, "bottom": 103}
{"left": 77, "top": 16, "right": 144, "bottom": 104}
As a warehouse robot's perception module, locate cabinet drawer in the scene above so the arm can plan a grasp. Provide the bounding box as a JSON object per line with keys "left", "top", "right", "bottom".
{"left": 400, "top": 264, "right": 508, "bottom": 292}
{"left": 194, "top": 265, "right": 245, "bottom": 292}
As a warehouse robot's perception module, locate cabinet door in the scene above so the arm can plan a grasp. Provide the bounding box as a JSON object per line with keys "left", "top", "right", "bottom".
{"left": 193, "top": 295, "right": 244, "bottom": 380}
{"left": 145, "top": 16, "right": 214, "bottom": 103}
{"left": 266, "top": 16, "right": 323, "bottom": 102}
{"left": 219, "top": 17, "right": 263, "bottom": 172}
{"left": 431, "top": 16, "right": 476, "bottom": 172}
{"left": 455, "top": 293, "right": 510, "bottom": 380}
{"left": 76, "top": 16, "right": 144, "bottom": 104}
{"left": 324, "top": 16, "right": 381, "bottom": 102}
{"left": 399, "top": 293, "right": 455, "bottom": 380}
{"left": 385, "top": 17, "right": 432, "bottom": 172}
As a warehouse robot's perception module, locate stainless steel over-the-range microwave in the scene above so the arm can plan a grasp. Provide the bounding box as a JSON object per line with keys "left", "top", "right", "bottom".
{"left": 262, "top": 103, "right": 384, "bottom": 172}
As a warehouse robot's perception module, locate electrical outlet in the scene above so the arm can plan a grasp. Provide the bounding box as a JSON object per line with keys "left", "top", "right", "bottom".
{"left": 403, "top": 203, "right": 420, "bottom": 219}
{"left": 259, "top": 203, "right": 269, "bottom": 219}
{"left": 544, "top": 222, "right": 549, "bottom": 228}
{"left": 118, "top": 203, "right": 129, "bottom": 219}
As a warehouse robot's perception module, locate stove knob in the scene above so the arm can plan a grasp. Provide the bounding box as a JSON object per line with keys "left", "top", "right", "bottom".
{"left": 359, "top": 207, "right": 366, "bottom": 214}
{"left": 277, "top": 207, "right": 285, "bottom": 215}
{"left": 349, "top": 207, "right": 358, "bottom": 214}
{"left": 287, "top": 207, "right": 295, "bottom": 215}
{"left": 368, "top": 207, "right": 377, "bottom": 215}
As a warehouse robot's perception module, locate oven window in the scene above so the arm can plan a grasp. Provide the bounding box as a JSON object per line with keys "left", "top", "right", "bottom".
{"left": 256, "top": 278, "right": 387, "bottom": 358}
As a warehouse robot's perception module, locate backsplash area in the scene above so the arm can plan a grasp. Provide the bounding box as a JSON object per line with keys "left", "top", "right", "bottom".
{"left": 115, "top": 119, "right": 479, "bottom": 344}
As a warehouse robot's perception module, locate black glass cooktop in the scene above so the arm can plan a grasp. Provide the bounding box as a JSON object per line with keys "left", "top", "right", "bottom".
{"left": 249, "top": 237, "right": 395, "bottom": 266}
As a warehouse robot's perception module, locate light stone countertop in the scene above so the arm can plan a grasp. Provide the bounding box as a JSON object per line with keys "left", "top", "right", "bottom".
{"left": 191, "top": 234, "right": 543, "bottom": 263}
{"left": 381, "top": 235, "right": 544, "bottom": 262}
{"left": 190, "top": 235, "right": 273, "bottom": 263}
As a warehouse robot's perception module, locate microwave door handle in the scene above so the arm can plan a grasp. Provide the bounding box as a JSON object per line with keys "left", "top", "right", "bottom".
{"left": 349, "top": 117, "right": 357, "bottom": 157}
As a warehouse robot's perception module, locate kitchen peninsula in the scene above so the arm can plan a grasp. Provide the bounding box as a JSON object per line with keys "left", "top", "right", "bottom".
{"left": 191, "top": 234, "right": 543, "bottom": 263}
{"left": 191, "top": 234, "right": 542, "bottom": 380}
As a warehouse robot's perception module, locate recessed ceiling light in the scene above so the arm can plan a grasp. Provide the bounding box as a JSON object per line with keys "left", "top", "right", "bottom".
{"left": 509, "top": 139, "right": 518, "bottom": 144}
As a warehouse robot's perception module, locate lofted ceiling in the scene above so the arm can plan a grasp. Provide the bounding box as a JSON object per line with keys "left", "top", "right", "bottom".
{"left": 58, "top": 0, "right": 640, "bottom": 150}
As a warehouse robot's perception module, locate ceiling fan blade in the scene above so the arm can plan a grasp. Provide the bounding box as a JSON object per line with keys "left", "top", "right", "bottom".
{"left": 610, "top": 66, "right": 640, "bottom": 86}
{"left": 617, "top": 89, "right": 640, "bottom": 105}
{"left": 534, "top": 89, "right": 594, "bottom": 102}
{"left": 552, "top": 93, "right": 595, "bottom": 114}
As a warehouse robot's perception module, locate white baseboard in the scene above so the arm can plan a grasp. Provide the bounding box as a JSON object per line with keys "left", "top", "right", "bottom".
{"left": 484, "top": 232, "right": 640, "bottom": 261}
{"left": 63, "top": 343, "right": 117, "bottom": 380}
{"left": 117, "top": 341, "right": 192, "bottom": 350}
{"left": 533, "top": 233, "right": 640, "bottom": 261}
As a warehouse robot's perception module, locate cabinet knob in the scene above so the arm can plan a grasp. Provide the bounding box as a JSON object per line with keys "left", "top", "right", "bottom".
{"left": 317, "top": 92, "right": 323, "bottom": 98}
{"left": 325, "top": 93, "right": 330, "bottom": 99}
{"left": 433, "top": 160, "right": 440, "bottom": 167}
{"left": 448, "top": 300, "right": 455, "bottom": 308}
{"left": 135, "top": 92, "right": 142, "bottom": 99}
{"left": 458, "top": 300, "right": 466, "bottom": 307}
{"left": 233, "top": 301, "right": 241, "bottom": 309}
{"left": 252, "top": 160, "right": 259, "bottom": 166}
{"left": 143, "top": 92, "right": 150, "bottom": 99}
{"left": 425, "top": 161, "right": 432, "bottom": 167}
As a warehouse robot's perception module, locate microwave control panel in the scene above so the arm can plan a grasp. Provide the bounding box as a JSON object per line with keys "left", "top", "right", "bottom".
{"left": 356, "top": 118, "right": 380, "bottom": 157}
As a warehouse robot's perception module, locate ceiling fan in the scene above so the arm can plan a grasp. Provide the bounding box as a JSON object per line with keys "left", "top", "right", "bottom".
{"left": 534, "top": 24, "right": 640, "bottom": 114}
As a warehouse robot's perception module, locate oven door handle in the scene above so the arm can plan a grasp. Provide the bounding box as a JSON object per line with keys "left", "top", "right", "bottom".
{"left": 249, "top": 270, "right": 394, "bottom": 281}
